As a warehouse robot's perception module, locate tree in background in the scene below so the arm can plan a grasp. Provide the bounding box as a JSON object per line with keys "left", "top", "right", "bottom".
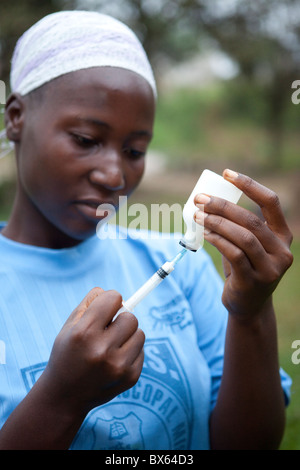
{"left": 1, "top": 0, "right": 299, "bottom": 166}
{"left": 0, "top": 0, "right": 75, "bottom": 84}
{"left": 194, "top": 0, "right": 300, "bottom": 166}
{"left": 76, "top": 0, "right": 300, "bottom": 166}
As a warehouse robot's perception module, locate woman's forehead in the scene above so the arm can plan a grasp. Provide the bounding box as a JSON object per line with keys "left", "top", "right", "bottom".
{"left": 25, "top": 67, "right": 155, "bottom": 131}
{"left": 36, "top": 67, "right": 155, "bottom": 106}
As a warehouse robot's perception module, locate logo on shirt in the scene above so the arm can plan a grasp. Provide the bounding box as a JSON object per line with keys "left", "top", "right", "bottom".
{"left": 88, "top": 412, "right": 145, "bottom": 450}
{"left": 149, "top": 295, "right": 192, "bottom": 331}
{"left": 21, "top": 362, "right": 47, "bottom": 390}
{"left": 21, "top": 338, "right": 194, "bottom": 450}
{"left": 71, "top": 338, "right": 193, "bottom": 450}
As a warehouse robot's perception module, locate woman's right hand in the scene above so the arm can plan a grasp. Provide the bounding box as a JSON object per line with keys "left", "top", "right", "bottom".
{"left": 43, "top": 287, "right": 145, "bottom": 416}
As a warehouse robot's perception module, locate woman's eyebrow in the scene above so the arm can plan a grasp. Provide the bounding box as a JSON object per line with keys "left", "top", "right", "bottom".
{"left": 131, "top": 130, "right": 153, "bottom": 139}
{"left": 76, "top": 117, "right": 152, "bottom": 139}
{"left": 76, "top": 117, "right": 111, "bottom": 129}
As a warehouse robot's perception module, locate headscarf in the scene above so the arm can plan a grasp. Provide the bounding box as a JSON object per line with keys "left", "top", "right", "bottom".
{"left": 0, "top": 10, "right": 156, "bottom": 158}
{"left": 10, "top": 10, "right": 156, "bottom": 97}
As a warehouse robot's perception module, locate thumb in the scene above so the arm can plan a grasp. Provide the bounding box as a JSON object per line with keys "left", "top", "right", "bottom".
{"left": 222, "top": 256, "right": 231, "bottom": 279}
{"left": 66, "top": 287, "right": 104, "bottom": 327}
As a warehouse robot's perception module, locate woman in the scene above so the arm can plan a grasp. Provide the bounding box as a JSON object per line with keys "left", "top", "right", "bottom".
{"left": 0, "top": 10, "right": 293, "bottom": 450}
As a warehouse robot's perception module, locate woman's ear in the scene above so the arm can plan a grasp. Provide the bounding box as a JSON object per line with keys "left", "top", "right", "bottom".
{"left": 4, "top": 93, "right": 25, "bottom": 143}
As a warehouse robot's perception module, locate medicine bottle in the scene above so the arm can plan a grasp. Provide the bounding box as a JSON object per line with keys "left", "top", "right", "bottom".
{"left": 180, "top": 170, "right": 243, "bottom": 251}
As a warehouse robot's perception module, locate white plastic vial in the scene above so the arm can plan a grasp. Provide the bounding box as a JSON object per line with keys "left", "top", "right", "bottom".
{"left": 180, "top": 169, "right": 243, "bottom": 251}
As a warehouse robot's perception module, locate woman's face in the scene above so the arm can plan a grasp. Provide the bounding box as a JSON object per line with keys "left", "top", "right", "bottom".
{"left": 8, "top": 67, "right": 155, "bottom": 247}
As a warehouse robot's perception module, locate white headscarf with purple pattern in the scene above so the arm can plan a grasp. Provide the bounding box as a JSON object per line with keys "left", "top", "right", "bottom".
{"left": 10, "top": 10, "right": 156, "bottom": 97}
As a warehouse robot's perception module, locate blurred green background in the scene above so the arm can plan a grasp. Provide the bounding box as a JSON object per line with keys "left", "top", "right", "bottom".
{"left": 0, "top": 0, "right": 299, "bottom": 450}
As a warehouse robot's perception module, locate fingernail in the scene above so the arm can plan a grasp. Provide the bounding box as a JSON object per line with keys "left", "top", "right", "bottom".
{"left": 194, "top": 210, "right": 207, "bottom": 224}
{"left": 223, "top": 169, "right": 239, "bottom": 180}
{"left": 195, "top": 193, "right": 211, "bottom": 205}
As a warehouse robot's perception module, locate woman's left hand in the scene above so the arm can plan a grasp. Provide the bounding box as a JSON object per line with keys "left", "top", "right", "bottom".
{"left": 194, "top": 169, "right": 293, "bottom": 322}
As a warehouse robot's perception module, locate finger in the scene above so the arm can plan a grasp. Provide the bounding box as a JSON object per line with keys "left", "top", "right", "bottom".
{"left": 222, "top": 255, "right": 231, "bottom": 278}
{"left": 67, "top": 287, "right": 104, "bottom": 326}
{"left": 108, "top": 311, "right": 140, "bottom": 347}
{"left": 222, "top": 169, "right": 293, "bottom": 243}
{"left": 203, "top": 229, "right": 253, "bottom": 276}
{"left": 79, "top": 289, "right": 123, "bottom": 330}
{"left": 195, "top": 203, "right": 293, "bottom": 280}
{"left": 195, "top": 196, "right": 282, "bottom": 256}
{"left": 119, "top": 327, "right": 145, "bottom": 366}
{"left": 119, "top": 346, "right": 145, "bottom": 390}
{"left": 129, "top": 346, "right": 144, "bottom": 379}
{"left": 197, "top": 211, "right": 266, "bottom": 272}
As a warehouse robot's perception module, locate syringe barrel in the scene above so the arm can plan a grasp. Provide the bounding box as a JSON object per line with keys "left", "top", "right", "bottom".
{"left": 115, "top": 250, "right": 186, "bottom": 318}
{"left": 123, "top": 272, "right": 163, "bottom": 312}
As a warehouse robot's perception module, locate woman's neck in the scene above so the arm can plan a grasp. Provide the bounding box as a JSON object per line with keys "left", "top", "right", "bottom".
{"left": 2, "top": 186, "right": 82, "bottom": 249}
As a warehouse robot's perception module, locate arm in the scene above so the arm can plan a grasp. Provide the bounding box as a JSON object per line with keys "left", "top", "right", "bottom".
{"left": 0, "top": 288, "right": 145, "bottom": 449}
{"left": 194, "top": 170, "right": 293, "bottom": 450}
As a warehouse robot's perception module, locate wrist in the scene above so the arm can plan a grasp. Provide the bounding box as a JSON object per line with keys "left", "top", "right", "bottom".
{"left": 227, "top": 296, "right": 276, "bottom": 331}
{"left": 0, "top": 366, "right": 86, "bottom": 450}
{"left": 37, "top": 365, "right": 88, "bottom": 422}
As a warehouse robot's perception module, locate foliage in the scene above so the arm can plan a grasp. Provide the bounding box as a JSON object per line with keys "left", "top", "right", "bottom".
{"left": 0, "top": 179, "right": 16, "bottom": 221}
{"left": 1, "top": 0, "right": 300, "bottom": 165}
{"left": 0, "top": 0, "right": 76, "bottom": 86}
{"left": 150, "top": 81, "right": 300, "bottom": 173}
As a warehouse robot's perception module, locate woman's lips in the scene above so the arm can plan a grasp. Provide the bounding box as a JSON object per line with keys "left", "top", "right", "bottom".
{"left": 73, "top": 199, "right": 117, "bottom": 220}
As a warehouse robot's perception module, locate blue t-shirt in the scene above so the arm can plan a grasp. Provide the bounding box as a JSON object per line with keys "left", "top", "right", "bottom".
{"left": 0, "top": 224, "right": 291, "bottom": 450}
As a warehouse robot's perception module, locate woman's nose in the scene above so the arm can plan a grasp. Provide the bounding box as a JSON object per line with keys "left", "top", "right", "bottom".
{"left": 89, "top": 151, "right": 126, "bottom": 191}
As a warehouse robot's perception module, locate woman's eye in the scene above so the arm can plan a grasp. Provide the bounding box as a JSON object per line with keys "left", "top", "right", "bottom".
{"left": 124, "top": 148, "right": 145, "bottom": 159}
{"left": 73, "top": 134, "right": 98, "bottom": 147}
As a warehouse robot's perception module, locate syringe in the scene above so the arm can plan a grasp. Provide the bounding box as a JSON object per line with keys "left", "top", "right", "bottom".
{"left": 117, "top": 248, "right": 187, "bottom": 315}
{"left": 116, "top": 169, "right": 243, "bottom": 317}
